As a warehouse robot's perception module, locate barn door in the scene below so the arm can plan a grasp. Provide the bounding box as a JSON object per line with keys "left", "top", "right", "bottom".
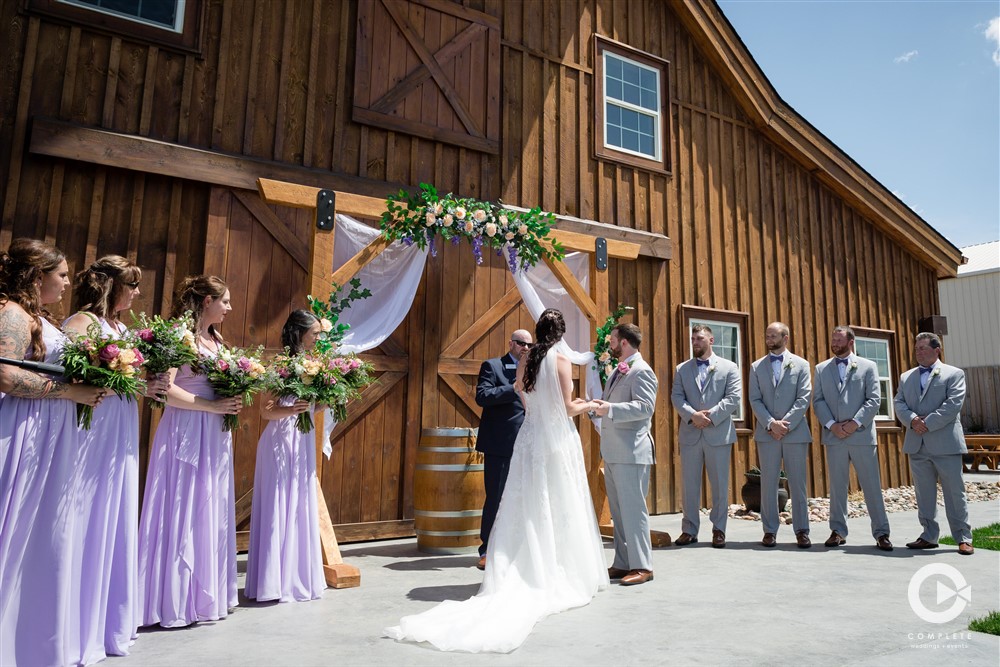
{"left": 204, "top": 186, "right": 422, "bottom": 545}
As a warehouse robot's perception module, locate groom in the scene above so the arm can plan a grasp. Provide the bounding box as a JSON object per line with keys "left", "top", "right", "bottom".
{"left": 593, "top": 323, "right": 658, "bottom": 586}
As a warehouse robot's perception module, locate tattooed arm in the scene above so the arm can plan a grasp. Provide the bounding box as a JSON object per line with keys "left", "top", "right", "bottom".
{"left": 0, "top": 303, "right": 103, "bottom": 406}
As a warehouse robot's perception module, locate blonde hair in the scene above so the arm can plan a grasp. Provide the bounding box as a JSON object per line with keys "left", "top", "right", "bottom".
{"left": 73, "top": 255, "right": 141, "bottom": 319}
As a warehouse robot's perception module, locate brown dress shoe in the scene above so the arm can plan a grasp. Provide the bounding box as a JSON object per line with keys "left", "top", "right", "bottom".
{"left": 824, "top": 531, "right": 846, "bottom": 547}
{"left": 476, "top": 555, "right": 486, "bottom": 570}
{"left": 674, "top": 533, "right": 698, "bottom": 546}
{"left": 795, "top": 531, "right": 812, "bottom": 549}
{"left": 905, "top": 538, "right": 938, "bottom": 549}
{"left": 761, "top": 533, "right": 777, "bottom": 548}
{"left": 712, "top": 530, "right": 726, "bottom": 548}
{"left": 608, "top": 566, "right": 630, "bottom": 579}
{"left": 875, "top": 535, "right": 893, "bottom": 551}
{"left": 620, "top": 569, "right": 654, "bottom": 586}
{"left": 958, "top": 542, "right": 975, "bottom": 555}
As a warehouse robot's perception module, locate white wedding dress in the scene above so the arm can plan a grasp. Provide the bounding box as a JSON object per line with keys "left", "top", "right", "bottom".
{"left": 385, "top": 351, "right": 609, "bottom": 653}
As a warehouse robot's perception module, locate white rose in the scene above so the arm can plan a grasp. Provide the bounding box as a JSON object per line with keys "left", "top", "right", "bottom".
{"left": 485, "top": 222, "right": 497, "bottom": 237}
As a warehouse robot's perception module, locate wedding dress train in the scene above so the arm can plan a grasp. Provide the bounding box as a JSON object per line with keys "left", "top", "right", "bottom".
{"left": 386, "top": 351, "right": 608, "bottom": 652}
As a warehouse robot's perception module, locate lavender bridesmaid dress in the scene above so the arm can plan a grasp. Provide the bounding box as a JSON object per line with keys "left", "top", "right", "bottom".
{"left": 68, "top": 316, "right": 141, "bottom": 657}
{"left": 136, "top": 349, "right": 237, "bottom": 627}
{"left": 0, "top": 318, "right": 93, "bottom": 666}
{"left": 244, "top": 398, "right": 325, "bottom": 602}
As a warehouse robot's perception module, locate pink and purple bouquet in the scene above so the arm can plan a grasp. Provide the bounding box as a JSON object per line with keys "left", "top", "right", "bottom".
{"left": 130, "top": 311, "right": 199, "bottom": 407}
{"left": 61, "top": 322, "right": 146, "bottom": 429}
{"left": 196, "top": 345, "right": 266, "bottom": 432}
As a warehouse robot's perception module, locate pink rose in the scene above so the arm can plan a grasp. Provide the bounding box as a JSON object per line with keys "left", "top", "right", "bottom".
{"left": 237, "top": 357, "right": 251, "bottom": 372}
{"left": 349, "top": 358, "right": 361, "bottom": 370}
{"left": 99, "top": 344, "right": 120, "bottom": 363}
{"left": 138, "top": 328, "right": 154, "bottom": 342}
{"left": 131, "top": 349, "right": 145, "bottom": 366}
{"left": 216, "top": 358, "right": 230, "bottom": 372}
{"left": 617, "top": 361, "right": 630, "bottom": 375}
{"left": 277, "top": 367, "right": 290, "bottom": 378}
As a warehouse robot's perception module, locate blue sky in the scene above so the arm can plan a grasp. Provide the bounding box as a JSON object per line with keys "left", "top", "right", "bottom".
{"left": 718, "top": 0, "right": 1000, "bottom": 250}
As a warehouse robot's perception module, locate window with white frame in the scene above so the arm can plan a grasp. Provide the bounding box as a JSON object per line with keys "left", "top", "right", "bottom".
{"left": 30, "top": 0, "right": 203, "bottom": 52}
{"left": 855, "top": 335, "right": 894, "bottom": 420}
{"left": 60, "top": 0, "right": 184, "bottom": 31}
{"left": 684, "top": 307, "right": 748, "bottom": 422}
{"left": 594, "top": 36, "right": 671, "bottom": 175}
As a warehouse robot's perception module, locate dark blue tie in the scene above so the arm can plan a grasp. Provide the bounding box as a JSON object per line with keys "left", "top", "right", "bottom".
{"left": 695, "top": 359, "right": 710, "bottom": 367}
{"left": 769, "top": 354, "right": 783, "bottom": 363}
{"left": 919, "top": 366, "right": 932, "bottom": 375}
{"left": 835, "top": 357, "right": 849, "bottom": 366}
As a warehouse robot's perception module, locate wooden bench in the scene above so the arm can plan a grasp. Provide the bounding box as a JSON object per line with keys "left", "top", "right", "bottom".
{"left": 965, "top": 435, "right": 1000, "bottom": 472}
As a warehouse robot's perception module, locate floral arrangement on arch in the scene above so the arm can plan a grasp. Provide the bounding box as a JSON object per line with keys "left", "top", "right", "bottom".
{"left": 592, "top": 304, "right": 634, "bottom": 385}
{"left": 380, "top": 183, "right": 565, "bottom": 272}
{"left": 307, "top": 278, "right": 372, "bottom": 353}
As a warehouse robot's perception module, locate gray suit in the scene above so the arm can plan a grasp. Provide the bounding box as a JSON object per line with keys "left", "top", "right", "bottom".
{"left": 814, "top": 355, "right": 889, "bottom": 539}
{"left": 748, "top": 352, "right": 812, "bottom": 535}
{"left": 894, "top": 362, "right": 971, "bottom": 544}
{"left": 600, "top": 353, "right": 658, "bottom": 572}
{"left": 670, "top": 354, "right": 741, "bottom": 535}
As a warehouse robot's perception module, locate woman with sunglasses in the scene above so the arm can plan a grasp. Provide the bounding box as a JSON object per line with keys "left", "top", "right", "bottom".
{"left": 63, "top": 255, "right": 170, "bottom": 660}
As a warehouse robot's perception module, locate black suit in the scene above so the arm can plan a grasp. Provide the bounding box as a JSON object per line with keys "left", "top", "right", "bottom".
{"left": 475, "top": 353, "right": 525, "bottom": 555}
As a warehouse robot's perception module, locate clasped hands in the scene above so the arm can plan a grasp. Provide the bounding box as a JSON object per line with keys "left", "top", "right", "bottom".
{"left": 830, "top": 420, "right": 860, "bottom": 439}
{"left": 910, "top": 416, "right": 929, "bottom": 434}
{"left": 768, "top": 419, "right": 791, "bottom": 440}
{"left": 579, "top": 398, "right": 611, "bottom": 418}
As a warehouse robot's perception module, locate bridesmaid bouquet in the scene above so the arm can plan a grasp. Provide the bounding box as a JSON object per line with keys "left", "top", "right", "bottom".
{"left": 130, "top": 311, "right": 200, "bottom": 407}
{"left": 196, "top": 346, "right": 267, "bottom": 432}
{"left": 265, "top": 349, "right": 375, "bottom": 433}
{"left": 61, "top": 323, "right": 146, "bottom": 429}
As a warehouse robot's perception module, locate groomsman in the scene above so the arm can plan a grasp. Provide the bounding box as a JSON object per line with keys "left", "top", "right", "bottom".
{"left": 670, "top": 324, "right": 742, "bottom": 548}
{"left": 474, "top": 329, "right": 532, "bottom": 569}
{"left": 813, "top": 326, "right": 892, "bottom": 551}
{"left": 894, "top": 332, "right": 973, "bottom": 555}
{"left": 748, "top": 322, "right": 813, "bottom": 548}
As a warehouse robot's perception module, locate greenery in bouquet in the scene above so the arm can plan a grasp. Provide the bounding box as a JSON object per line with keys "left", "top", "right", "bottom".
{"left": 130, "top": 310, "right": 200, "bottom": 407}
{"left": 380, "top": 183, "right": 565, "bottom": 272}
{"left": 265, "top": 349, "right": 375, "bottom": 433}
{"left": 593, "top": 304, "right": 635, "bottom": 385}
{"left": 61, "top": 321, "right": 147, "bottom": 429}
{"left": 196, "top": 345, "right": 267, "bottom": 432}
{"left": 307, "top": 278, "right": 372, "bottom": 353}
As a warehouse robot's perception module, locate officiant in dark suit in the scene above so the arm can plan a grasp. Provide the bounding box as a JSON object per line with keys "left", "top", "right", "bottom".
{"left": 474, "top": 329, "right": 532, "bottom": 569}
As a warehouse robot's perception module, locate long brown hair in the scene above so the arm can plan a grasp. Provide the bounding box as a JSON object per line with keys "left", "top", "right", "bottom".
{"left": 171, "top": 274, "right": 228, "bottom": 342}
{"left": 522, "top": 308, "right": 565, "bottom": 393}
{"left": 74, "top": 254, "right": 141, "bottom": 320}
{"left": 0, "top": 238, "right": 66, "bottom": 360}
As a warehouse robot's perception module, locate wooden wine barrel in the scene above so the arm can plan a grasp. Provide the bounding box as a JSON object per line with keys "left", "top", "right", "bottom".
{"left": 413, "top": 427, "right": 485, "bottom": 554}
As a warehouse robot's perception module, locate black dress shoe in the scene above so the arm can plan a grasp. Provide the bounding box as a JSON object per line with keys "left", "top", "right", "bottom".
{"left": 608, "top": 566, "right": 630, "bottom": 579}
{"left": 875, "top": 535, "right": 893, "bottom": 551}
{"left": 905, "top": 538, "right": 938, "bottom": 549}
{"left": 824, "top": 531, "right": 846, "bottom": 547}
{"left": 675, "top": 533, "right": 698, "bottom": 546}
{"left": 712, "top": 530, "right": 726, "bottom": 548}
{"left": 795, "top": 531, "right": 811, "bottom": 549}
{"left": 761, "top": 533, "right": 777, "bottom": 548}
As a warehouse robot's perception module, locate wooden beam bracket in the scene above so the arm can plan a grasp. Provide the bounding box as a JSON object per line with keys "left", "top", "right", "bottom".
{"left": 595, "top": 237, "right": 608, "bottom": 271}
{"left": 317, "top": 188, "right": 335, "bottom": 230}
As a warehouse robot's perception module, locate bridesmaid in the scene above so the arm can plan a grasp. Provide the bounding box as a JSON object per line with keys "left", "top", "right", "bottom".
{"left": 0, "top": 238, "right": 105, "bottom": 666}
{"left": 63, "top": 256, "right": 169, "bottom": 658}
{"left": 245, "top": 310, "right": 326, "bottom": 603}
{"left": 137, "top": 275, "right": 242, "bottom": 628}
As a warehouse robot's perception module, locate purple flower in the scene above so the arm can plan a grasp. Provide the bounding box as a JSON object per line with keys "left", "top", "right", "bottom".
{"left": 237, "top": 357, "right": 251, "bottom": 372}
{"left": 507, "top": 246, "right": 519, "bottom": 274}
{"left": 138, "top": 328, "right": 154, "bottom": 342}
{"left": 450, "top": 235, "right": 461, "bottom": 246}
{"left": 471, "top": 236, "right": 484, "bottom": 265}
{"left": 277, "top": 367, "right": 290, "bottom": 378}
{"left": 428, "top": 234, "right": 437, "bottom": 258}
{"left": 216, "top": 359, "right": 230, "bottom": 372}
{"left": 99, "top": 344, "right": 120, "bottom": 363}
{"left": 402, "top": 235, "right": 414, "bottom": 246}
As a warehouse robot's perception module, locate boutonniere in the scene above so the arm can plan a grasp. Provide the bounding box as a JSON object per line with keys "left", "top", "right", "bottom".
{"left": 932, "top": 368, "right": 940, "bottom": 377}
{"left": 849, "top": 361, "right": 858, "bottom": 371}
{"left": 617, "top": 360, "right": 631, "bottom": 375}
{"left": 708, "top": 364, "right": 717, "bottom": 374}
{"left": 783, "top": 360, "right": 793, "bottom": 370}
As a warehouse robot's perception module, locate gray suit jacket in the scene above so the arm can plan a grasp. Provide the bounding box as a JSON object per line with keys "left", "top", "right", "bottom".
{"left": 599, "top": 354, "right": 658, "bottom": 465}
{"left": 894, "top": 362, "right": 967, "bottom": 455}
{"left": 813, "top": 355, "right": 880, "bottom": 447}
{"left": 748, "top": 352, "right": 812, "bottom": 444}
{"left": 670, "top": 354, "right": 741, "bottom": 447}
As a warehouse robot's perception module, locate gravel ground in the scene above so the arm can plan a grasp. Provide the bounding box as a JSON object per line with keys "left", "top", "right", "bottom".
{"left": 711, "top": 480, "right": 1000, "bottom": 524}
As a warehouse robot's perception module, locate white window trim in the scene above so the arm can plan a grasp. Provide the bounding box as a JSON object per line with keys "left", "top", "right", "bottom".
{"left": 855, "top": 335, "right": 895, "bottom": 421}
{"left": 59, "top": 0, "right": 185, "bottom": 33}
{"left": 688, "top": 318, "right": 743, "bottom": 421}
{"left": 602, "top": 51, "right": 662, "bottom": 162}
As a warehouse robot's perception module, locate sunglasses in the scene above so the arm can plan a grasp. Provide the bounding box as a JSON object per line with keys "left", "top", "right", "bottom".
{"left": 511, "top": 340, "right": 531, "bottom": 348}
{"left": 125, "top": 281, "right": 141, "bottom": 289}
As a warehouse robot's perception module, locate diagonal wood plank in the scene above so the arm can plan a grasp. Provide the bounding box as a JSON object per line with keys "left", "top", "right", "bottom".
{"left": 233, "top": 189, "right": 310, "bottom": 271}
{"left": 370, "top": 22, "right": 486, "bottom": 115}
{"left": 543, "top": 254, "right": 600, "bottom": 325}
{"left": 439, "top": 372, "right": 481, "bottom": 417}
{"left": 440, "top": 286, "right": 522, "bottom": 359}
{"left": 380, "top": 0, "right": 484, "bottom": 138}
{"left": 329, "top": 371, "right": 407, "bottom": 440}
{"left": 329, "top": 234, "right": 394, "bottom": 288}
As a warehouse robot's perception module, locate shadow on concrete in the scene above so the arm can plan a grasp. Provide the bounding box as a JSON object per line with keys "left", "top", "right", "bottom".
{"left": 405, "top": 583, "right": 481, "bottom": 602}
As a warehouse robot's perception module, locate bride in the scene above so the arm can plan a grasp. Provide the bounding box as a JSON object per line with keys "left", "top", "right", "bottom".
{"left": 385, "top": 309, "right": 609, "bottom": 653}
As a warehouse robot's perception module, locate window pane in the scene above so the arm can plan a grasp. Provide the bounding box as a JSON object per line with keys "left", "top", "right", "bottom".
{"left": 623, "top": 61, "right": 641, "bottom": 85}
{"left": 607, "top": 102, "right": 620, "bottom": 126}
{"left": 607, "top": 125, "right": 622, "bottom": 148}
{"left": 606, "top": 55, "right": 622, "bottom": 80}
{"left": 640, "top": 89, "right": 657, "bottom": 111}
{"left": 623, "top": 83, "right": 641, "bottom": 106}
{"left": 640, "top": 68, "right": 657, "bottom": 91}
{"left": 639, "top": 114, "right": 654, "bottom": 135}
{"left": 878, "top": 381, "right": 890, "bottom": 417}
{"left": 622, "top": 129, "right": 639, "bottom": 152}
{"left": 856, "top": 336, "right": 894, "bottom": 420}
{"left": 607, "top": 78, "right": 623, "bottom": 101}
{"left": 622, "top": 108, "right": 639, "bottom": 131}
{"left": 142, "top": 0, "right": 177, "bottom": 24}
{"left": 639, "top": 134, "right": 654, "bottom": 157}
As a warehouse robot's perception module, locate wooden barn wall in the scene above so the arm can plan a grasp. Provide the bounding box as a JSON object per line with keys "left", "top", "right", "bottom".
{"left": 0, "top": 0, "right": 944, "bottom": 523}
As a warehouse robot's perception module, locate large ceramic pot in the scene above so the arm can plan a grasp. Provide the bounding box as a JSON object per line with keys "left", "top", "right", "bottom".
{"left": 740, "top": 472, "right": 789, "bottom": 514}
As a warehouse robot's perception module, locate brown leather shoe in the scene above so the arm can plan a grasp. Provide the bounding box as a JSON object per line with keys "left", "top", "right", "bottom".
{"left": 674, "top": 533, "right": 698, "bottom": 546}
{"left": 958, "top": 542, "right": 975, "bottom": 555}
{"left": 875, "top": 535, "right": 893, "bottom": 551}
{"left": 608, "top": 566, "right": 630, "bottom": 579}
{"left": 761, "top": 533, "right": 777, "bottom": 548}
{"left": 796, "top": 531, "right": 812, "bottom": 549}
{"left": 905, "top": 538, "right": 938, "bottom": 549}
{"left": 824, "top": 531, "right": 846, "bottom": 547}
{"left": 620, "top": 569, "right": 654, "bottom": 586}
{"left": 476, "top": 555, "right": 486, "bottom": 570}
{"left": 712, "top": 530, "right": 726, "bottom": 549}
